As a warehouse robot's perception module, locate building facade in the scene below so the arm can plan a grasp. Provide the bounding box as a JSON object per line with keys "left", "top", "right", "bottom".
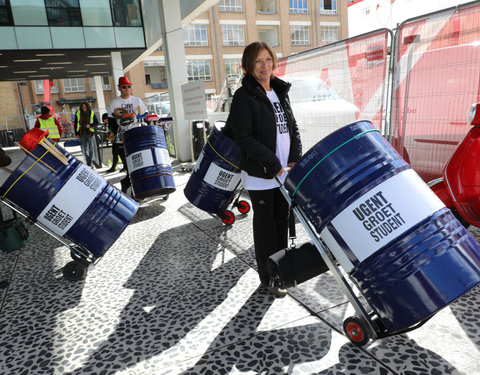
{"left": 133, "top": 0, "right": 349, "bottom": 107}
{"left": 1, "top": 0, "right": 349, "bottom": 133}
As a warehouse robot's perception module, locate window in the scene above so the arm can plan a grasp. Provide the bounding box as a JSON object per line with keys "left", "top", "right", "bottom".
{"left": 187, "top": 60, "right": 211, "bottom": 81}
{"left": 0, "top": 0, "right": 13, "bottom": 26}
{"left": 63, "top": 78, "right": 85, "bottom": 93}
{"left": 144, "top": 64, "right": 168, "bottom": 88}
{"left": 291, "top": 25, "right": 310, "bottom": 46}
{"left": 224, "top": 58, "right": 241, "bottom": 78}
{"left": 88, "top": 77, "right": 111, "bottom": 90}
{"left": 184, "top": 24, "right": 208, "bottom": 47}
{"left": 320, "top": 0, "right": 337, "bottom": 15}
{"left": 219, "top": 0, "right": 242, "bottom": 12}
{"left": 110, "top": 0, "right": 142, "bottom": 27}
{"left": 222, "top": 25, "right": 245, "bottom": 47}
{"left": 258, "top": 25, "right": 279, "bottom": 47}
{"left": 45, "top": 0, "right": 82, "bottom": 26}
{"left": 35, "top": 80, "right": 59, "bottom": 94}
{"left": 321, "top": 26, "right": 339, "bottom": 45}
{"left": 289, "top": 0, "right": 307, "bottom": 14}
{"left": 256, "top": 0, "right": 276, "bottom": 14}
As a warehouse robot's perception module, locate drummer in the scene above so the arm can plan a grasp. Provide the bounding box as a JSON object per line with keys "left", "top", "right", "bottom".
{"left": 107, "top": 76, "right": 148, "bottom": 193}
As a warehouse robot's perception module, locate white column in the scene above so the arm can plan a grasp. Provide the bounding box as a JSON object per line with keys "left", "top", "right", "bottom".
{"left": 111, "top": 51, "right": 123, "bottom": 97}
{"left": 93, "top": 75, "right": 106, "bottom": 116}
{"left": 157, "top": 0, "right": 191, "bottom": 162}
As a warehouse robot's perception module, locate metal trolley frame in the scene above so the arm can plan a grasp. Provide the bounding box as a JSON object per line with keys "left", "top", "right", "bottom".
{"left": 1, "top": 198, "right": 97, "bottom": 282}
{"left": 278, "top": 183, "right": 432, "bottom": 346}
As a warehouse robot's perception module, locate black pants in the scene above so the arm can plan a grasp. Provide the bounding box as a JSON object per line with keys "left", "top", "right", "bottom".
{"left": 118, "top": 144, "right": 131, "bottom": 192}
{"left": 248, "top": 188, "right": 289, "bottom": 286}
{"left": 111, "top": 142, "right": 120, "bottom": 167}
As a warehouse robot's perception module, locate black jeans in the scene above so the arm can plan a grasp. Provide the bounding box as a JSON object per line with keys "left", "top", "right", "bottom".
{"left": 248, "top": 188, "right": 289, "bottom": 286}
{"left": 111, "top": 142, "right": 120, "bottom": 167}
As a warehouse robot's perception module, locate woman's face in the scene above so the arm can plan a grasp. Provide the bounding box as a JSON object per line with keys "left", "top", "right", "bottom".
{"left": 81, "top": 104, "right": 87, "bottom": 111}
{"left": 253, "top": 48, "right": 273, "bottom": 87}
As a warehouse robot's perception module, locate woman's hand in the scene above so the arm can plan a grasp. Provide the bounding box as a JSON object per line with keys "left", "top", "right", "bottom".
{"left": 275, "top": 168, "right": 284, "bottom": 177}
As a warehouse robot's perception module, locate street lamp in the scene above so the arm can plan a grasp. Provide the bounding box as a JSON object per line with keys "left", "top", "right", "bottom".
{"left": 17, "top": 81, "right": 28, "bottom": 131}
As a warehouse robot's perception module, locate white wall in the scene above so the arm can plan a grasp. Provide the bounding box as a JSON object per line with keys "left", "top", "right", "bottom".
{"left": 348, "top": 0, "right": 474, "bottom": 37}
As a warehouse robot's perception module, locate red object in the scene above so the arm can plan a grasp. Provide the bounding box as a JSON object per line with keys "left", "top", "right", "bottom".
{"left": 146, "top": 114, "right": 159, "bottom": 122}
{"left": 20, "top": 128, "right": 49, "bottom": 152}
{"left": 429, "top": 103, "right": 480, "bottom": 227}
{"left": 118, "top": 76, "right": 132, "bottom": 86}
{"left": 221, "top": 210, "right": 235, "bottom": 225}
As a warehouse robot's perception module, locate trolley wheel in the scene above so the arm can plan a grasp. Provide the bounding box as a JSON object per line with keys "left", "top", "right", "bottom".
{"left": 236, "top": 200, "right": 251, "bottom": 214}
{"left": 343, "top": 316, "right": 370, "bottom": 346}
{"left": 63, "top": 261, "right": 88, "bottom": 281}
{"left": 221, "top": 210, "right": 235, "bottom": 225}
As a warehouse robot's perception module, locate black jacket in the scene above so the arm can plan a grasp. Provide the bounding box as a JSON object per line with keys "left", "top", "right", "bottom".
{"left": 224, "top": 74, "right": 302, "bottom": 179}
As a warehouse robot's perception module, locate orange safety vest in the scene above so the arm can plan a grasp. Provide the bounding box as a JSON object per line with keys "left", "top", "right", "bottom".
{"left": 38, "top": 117, "right": 60, "bottom": 139}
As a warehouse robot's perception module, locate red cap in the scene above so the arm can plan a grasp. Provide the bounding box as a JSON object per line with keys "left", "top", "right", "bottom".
{"left": 118, "top": 76, "right": 132, "bottom": 86}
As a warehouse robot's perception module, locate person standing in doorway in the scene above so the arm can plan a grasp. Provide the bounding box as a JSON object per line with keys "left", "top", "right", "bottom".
{"left": 224, "top": 42, "right": 302, "bottom": 298}
{"left": 34, "top": 106, "right": 63, "bottom": 142}
{"left": 74, "top": 102, "right": 98, "bottom": 168}
{"left": 107, "top": 76, "right": 147, "bottom": 193}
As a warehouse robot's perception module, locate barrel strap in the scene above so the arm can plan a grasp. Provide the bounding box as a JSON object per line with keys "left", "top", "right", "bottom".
{"left": 1, "top": 142, "right": 58, "bottom": 200}
{"left": 206, "top": 139, "right": 240, "bottom": 170}
{"left": 292, "top": 129, "right": 381, "bottom": 198}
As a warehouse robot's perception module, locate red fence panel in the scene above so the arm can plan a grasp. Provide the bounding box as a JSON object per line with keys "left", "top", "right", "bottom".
{"left": 391, "top": 2, "right": 480, "bottom": 182}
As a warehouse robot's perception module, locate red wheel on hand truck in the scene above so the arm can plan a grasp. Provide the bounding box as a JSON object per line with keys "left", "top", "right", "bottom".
{"left": 343, "top": 316, "right": 370, "bottom": 346}
{"left": 221, "top": 210, "right": 235, "bottom": 225}
{"left": 236, "top": 200, "right": 250, "bottom": 214}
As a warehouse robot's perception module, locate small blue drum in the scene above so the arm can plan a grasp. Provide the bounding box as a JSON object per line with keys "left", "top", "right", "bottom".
{"left": 0, "top": 142, "right": 138, "bottom": 258}
{"left": 184, "top": 127, "right": 242, "bottom": 214}
{"left": 284, "top": 120, "right": 480, "bottom": 333}
{"left": 123, "top": 125, "right": 176, "bottom": 199}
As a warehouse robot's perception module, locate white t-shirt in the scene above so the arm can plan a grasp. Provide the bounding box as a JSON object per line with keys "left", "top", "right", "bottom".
{"left": 107, "top": 95, "right": 148, "bottom": 143}
{"left": 241, "top": 89, "right": 291, "bottom": 190}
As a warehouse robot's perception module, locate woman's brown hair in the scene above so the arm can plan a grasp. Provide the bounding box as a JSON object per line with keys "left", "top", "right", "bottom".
{"left": 80, "top": 102, "right": 91, "bottom": 112}
{"left": 241, "top": 41, "right": 277, "bottom": 77}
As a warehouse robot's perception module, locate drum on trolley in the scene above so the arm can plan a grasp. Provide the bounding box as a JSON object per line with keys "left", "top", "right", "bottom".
{"left": 284, "top": 120, "right": 480, "bottom": 342}
{"left": 184, "top": 127, "right": 250, "bottom": 225}
{"left": 123, "top": 125, "right": 176, "bottom": 199}
{"left": 0, "top": 131, "right": 138, "bottom": 280}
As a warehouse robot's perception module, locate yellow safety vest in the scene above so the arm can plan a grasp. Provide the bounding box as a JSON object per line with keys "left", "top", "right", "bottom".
{"left": 76, "top": 111, "right": 95, "bottom": 133}
{"left": 38, "top": 117, "right": 60, "bottom": 139}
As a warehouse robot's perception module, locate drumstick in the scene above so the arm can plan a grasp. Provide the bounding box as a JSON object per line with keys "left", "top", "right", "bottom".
{"left": 1, "top": 167, "right": 13, "bottom": 174}
{"left": 15, "top": 143, "right": 57, "bottom": 173}
{"left": 39, "top": 138, "right": 69, "bottom": 165}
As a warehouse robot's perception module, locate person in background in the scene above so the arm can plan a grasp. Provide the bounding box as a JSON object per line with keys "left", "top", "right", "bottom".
{"left": 34, "top": 106, "right": 63, "bottom": 142}
{"left": 107, "top": 76, "right": 147, "bottom": 193}
{"left": 224, "top": 42, "right": 302, "bottom": 298}
{"left": 103, "top": 113, "right": 121, "bottom": 173}
{"left": 74, "top": 102, "right": 98, "bottom": 168}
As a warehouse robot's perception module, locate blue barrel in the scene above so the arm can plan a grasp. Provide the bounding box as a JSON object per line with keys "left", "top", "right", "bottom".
{"left": 284, "top": 120, "right": 480, "bottom": 333}
{"left": 123, "top": 125, "right": 176, "bottom": 199}
{"left": 0, "top": 142, "right": 138, "bottom": 258}
{"left": 184, "top": 127, "right": 242, "bottom": 214}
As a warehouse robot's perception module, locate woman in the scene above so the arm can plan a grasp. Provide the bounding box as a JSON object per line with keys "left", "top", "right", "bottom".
{"left": 225, "top": 42, "right": 302, "bottom": 297}
{"left": 75, "top": 102, "right": 98, "bottom": 168}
